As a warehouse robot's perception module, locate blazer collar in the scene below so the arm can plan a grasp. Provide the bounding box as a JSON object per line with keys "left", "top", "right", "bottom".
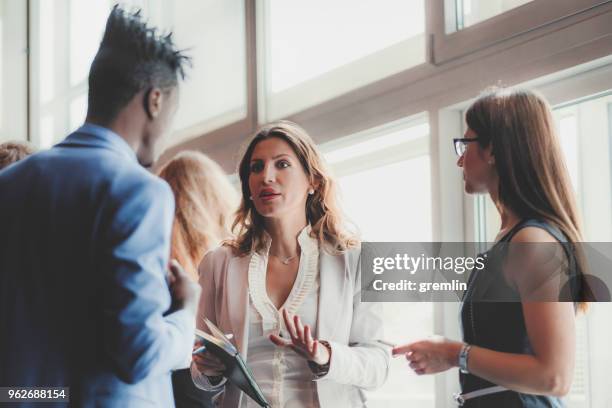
{"left": 226, "top": 255, "right": 251, "bottom": 355}
{"left": 58, "top": 123, "right": 138, "bottom": 163}
{"left": 227, "top": 238, "right": 349, "bottom": 353}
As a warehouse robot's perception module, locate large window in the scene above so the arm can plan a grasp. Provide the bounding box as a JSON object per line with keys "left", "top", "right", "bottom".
{"left": 433, "top": 0, "right": 610, "bottom": 63}
{"left": 258, "top": 0, "right": 426, "bottom": 120}
{"left": 165, "top": 0, "right": 247, "bottom": 145}
{"left": 322, "top": 116, "right": 435, "bottom": 406}
{"left": 30, "top": 0, "right": 247, "bottom": 149}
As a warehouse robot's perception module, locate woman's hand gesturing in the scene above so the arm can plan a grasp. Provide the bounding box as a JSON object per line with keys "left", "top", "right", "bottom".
{"left": 269, "top": 309, "right": 330, "bottom": 366}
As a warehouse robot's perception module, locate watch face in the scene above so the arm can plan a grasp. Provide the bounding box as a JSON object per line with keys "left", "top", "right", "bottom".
{"left": 459, "top": 344, "right": 470, "bottom": 373}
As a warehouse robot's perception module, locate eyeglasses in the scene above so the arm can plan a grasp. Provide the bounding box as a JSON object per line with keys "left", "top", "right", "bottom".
{"left": 453, "top": 137, "right": 479, "bottom": 156}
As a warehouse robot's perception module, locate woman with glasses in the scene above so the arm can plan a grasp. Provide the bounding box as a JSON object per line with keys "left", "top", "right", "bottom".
{"left": 393, "top": 87, "right": 588, "bottom": 407}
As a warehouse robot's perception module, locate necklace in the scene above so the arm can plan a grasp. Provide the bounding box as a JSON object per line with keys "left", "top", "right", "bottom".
{"left": 270, "top": 253, "right": 299, "bottom": 265}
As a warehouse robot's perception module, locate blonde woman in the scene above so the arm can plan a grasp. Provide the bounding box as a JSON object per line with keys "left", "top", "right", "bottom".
{"left": 158, "top": 151, "right": 238, "bottom": 279}
{"left": 190, "top": 121, "right": 390, "bottom": 407}
{"left": 158, "top": 151, "right": 238, "bottom": 407}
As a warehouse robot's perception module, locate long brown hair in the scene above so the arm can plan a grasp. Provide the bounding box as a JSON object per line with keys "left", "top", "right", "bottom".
{"left": 466, "top": 87, "right": 588, "bottom": 309}
{"left": 228, "top": 120, "right": 358, "bottom": 256}
{"left": 158, "top": 151, "right": 238, "bottom": 278}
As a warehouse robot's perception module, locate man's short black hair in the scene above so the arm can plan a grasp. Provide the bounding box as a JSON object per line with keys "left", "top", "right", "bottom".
{"left": 87, "top": 5, "right": 191, "bottom": 124}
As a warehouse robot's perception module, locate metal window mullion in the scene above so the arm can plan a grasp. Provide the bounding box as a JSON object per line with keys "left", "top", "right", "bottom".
{"left": 254, "top": 0, "right": 269, "bottom": 126}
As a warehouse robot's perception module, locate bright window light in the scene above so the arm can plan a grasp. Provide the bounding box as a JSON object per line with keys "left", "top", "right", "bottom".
{"left": 324, "top": 123, "right": 429, "bottom": 165}
{"left": 268, "top": 0, "right": 425, "bottom": 93}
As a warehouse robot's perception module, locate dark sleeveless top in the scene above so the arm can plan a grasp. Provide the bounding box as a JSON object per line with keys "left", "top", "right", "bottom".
{"left": 459, "top": 219, "right": 581, "bottom": 408}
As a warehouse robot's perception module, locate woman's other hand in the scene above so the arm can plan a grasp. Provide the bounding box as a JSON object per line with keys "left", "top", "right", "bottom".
{"left": 392, "top": 337, "right": 462, "bottom": 375}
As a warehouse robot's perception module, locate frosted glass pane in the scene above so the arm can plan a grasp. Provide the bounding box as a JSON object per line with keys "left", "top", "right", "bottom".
{"left": 459, "top": 0, "right": 533, "bottom": 29}
{"left": 169, "top": 0, "right": 247, "bottom": 132}
{"left": 268, "top": 0, "right": 425, "bottom": 93}
{"left": 325, "top": 123, "right": 429, "bottom": 164}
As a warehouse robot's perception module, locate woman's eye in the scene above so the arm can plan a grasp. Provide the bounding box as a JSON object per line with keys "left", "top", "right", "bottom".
{"left": 277, "top": 160, "right": 290, "bottom": 169}
{"left": 250, "top": 162, "right": 263, "bottom": 173}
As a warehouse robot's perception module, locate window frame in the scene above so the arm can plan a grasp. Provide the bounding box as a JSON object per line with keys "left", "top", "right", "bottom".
{"left": 255, "top": 0, "right": 428, "bottom": 122}
{"left": 431, "top": 0, "right": 612, "bottom": 64}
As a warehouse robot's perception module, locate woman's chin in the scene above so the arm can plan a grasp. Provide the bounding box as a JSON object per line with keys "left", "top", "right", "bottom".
{"left": 463, "top": 182, "right": 487, "bottom": 195}
{"left": 255, "top": 205, "right": 283, "bottom": 219}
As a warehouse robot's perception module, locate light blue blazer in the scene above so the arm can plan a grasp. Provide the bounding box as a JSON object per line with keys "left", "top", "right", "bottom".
{"left": 0, "top": 124, "right": 195, "bottom": 407}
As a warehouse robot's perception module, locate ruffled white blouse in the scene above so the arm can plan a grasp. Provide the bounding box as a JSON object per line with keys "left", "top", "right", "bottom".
{"left": 243, "top": 226, "right": 320, "bottom": 408}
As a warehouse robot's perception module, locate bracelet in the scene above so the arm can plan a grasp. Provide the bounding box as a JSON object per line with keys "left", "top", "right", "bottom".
{"left": 307, "top": 340, "right": 332, "bottom": 378}
{"left": 458, "top": 343, "right": 472, "bottom": 374}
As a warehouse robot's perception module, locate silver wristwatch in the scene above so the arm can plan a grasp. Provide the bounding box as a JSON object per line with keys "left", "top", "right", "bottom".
{"left": 458, "top": 343, "right": 472, "bottom": 374}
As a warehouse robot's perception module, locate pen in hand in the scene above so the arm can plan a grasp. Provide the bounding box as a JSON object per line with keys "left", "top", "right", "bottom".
{"left": 192, "top": 345, "right": 206, "bottom": 355}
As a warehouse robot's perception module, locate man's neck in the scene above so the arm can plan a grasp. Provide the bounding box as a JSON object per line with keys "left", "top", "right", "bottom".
{"left": 85, "top": 115, "right": 141, "bottom": 154}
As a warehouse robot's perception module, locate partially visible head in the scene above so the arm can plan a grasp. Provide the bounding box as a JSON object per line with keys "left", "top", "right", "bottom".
{"left": 87, "top": 5, "right": 190, "bottom": 167}
{"left": 158, "top": 151, "right": 238, "bottom": 278}
{"left": 0, "top": 141, "right": 35, "bottom": 171}
{"left": 231, "top": 120, "right": 357, "bottom": 255}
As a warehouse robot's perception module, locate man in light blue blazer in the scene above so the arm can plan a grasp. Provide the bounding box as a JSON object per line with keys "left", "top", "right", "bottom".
{"left": 0, "top": 6, "right": 200, "bottom": 407}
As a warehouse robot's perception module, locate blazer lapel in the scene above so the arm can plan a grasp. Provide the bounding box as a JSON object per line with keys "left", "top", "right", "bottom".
{"left": 225, "top": 255, "right": 250, "bottom": 356}
{"left": 316, "top": 251, "right": 348, "bottom": 340}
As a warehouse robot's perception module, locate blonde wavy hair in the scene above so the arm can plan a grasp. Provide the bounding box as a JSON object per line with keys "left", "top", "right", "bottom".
{"left": 158, "top": 151, "right": 238, "bottom": 278}
{"left": 227, "top": 120, "right": 358, "bottom": 256}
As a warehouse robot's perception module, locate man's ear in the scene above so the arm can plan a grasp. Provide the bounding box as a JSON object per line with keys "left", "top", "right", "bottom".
{"left": 143, "top": 88, "right": 164, "bottom": 120}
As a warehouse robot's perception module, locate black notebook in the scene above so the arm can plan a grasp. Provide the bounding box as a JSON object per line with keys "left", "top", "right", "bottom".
{"left": 195, "top": 318, "right": 269, "bottom": 407}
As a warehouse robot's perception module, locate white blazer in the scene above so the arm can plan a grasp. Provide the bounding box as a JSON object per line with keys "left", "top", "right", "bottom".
{"left": 191, "top": 243, "right": 390, "bottom": 407}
